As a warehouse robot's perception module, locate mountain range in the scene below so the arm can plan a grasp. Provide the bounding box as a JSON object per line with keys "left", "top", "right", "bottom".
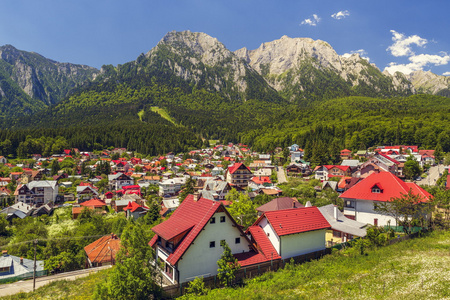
{"left": 1, "top": 30, "right": 450, "bottom": 120}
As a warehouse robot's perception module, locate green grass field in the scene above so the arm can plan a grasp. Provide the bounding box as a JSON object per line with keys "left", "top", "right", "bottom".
{"left": 150, "top": 106, "right": 178, "bottom": 125}
{"left": 3, "top": 231, "right": 449, "bottom": 299}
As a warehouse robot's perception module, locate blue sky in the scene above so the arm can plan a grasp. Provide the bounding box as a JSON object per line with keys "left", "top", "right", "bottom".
{"left": 1, "top": 0, "right": 449, "bottom": 76}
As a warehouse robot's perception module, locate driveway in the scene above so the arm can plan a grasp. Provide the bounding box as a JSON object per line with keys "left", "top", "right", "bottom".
{"left": 277, "top": 166, "right": 287, "bottom": 184}
{"left": 0, "top": 265, "right": 111, "bottom": 297}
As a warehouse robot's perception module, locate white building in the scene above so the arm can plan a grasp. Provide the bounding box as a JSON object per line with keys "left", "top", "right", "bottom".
{"left": 340, "top": 172, "right": 433, "bottom": 226}
{"left": 15, "top": 181, "right": 58, "bottom": 205}
{"left": 158, "top": 177, "right": 186, "bottom": 197}
{"left": 150, "top": 195, "right": 252, "bottom": 284}
{"left": 250, "top": 207, "right": 330, "bottom": 259}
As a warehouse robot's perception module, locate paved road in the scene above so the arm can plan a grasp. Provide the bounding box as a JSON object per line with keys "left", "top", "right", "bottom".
{"left": 0, "top": 265, "right": 111, "bottom": 297}
{"left": 420, "top": 164, "right": 443, "bottom": 186}
{"left": 277, "top": 166, "right": 287, "bottom": 184}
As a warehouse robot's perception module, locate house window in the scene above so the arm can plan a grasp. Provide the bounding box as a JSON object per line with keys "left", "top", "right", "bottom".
{"left": 333, "top": 230, "right": 342, "bottom": 238}
{"left": 210, "top": 217, "right": 216, "bottom": 224}
{"left": 372, "top": 187, "right": 381, "bottom": 193}
{"left": 235, "top": 237, "right": 240, "bottom": 244}
{"left": 374, "top": 219, "right": 378, "bottom": 226}
{"left": 344, "top": 200, "right": 355, "bottom": 209}
{"left": 210, "top": 241, "right": 215, "bottom": 248}
{"left": 220, "top": 216, "right": 226, "bottom": 223}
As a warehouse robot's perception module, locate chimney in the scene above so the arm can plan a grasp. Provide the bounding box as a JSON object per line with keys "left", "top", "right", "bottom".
{"left": 292, "top": 200, "right": 295, "bottom": 208}
{"left": 20, "top": 257, "right": 23, "bottom": 265}
{"left": 193, "top": 192, "right": 200, "bottom": 202}
{"left": 334, "top": 206, "right": 339, "bottom": 221}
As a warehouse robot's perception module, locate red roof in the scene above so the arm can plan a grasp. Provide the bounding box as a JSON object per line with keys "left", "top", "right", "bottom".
{"left": 323, "top": 165, "right": 351, "bottom": 172}
{"left": 340, "top": 149, "right": 351, "bottom": 154}
{"left": 123, "top": 185, "right": 140, "bottom": 190}
{"left": 252, "top": 176, "right": 272, "bottom": 184}
{"left": 84, "top": 234, "right": 121, "bottom": 265}
{"left": 150, "top": 195, "right": 223, "bottom": 265}
{"left": 446, "top": 175, "right": 450, "bottom": 190}
{"left": 228, "top": 162, "right": 251, "bottom": 174}
{"left": 339, "top": 172, "right": 432, "bottom": 202}
{"left": 259, "top": 207, "right": 330, "bottom": 237}
{"left": 81, "top": 199, "right": 106, "bottom": 208}
{"left": 124, "top": 201, "right": 148, "bottom": 212}
{"left": 234, "top": 226, "right": 281, "bottom": 267}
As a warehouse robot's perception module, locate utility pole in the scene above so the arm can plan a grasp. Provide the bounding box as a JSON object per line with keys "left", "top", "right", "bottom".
{"left": 33, "top": 239, "right": 37, "bottom": 292}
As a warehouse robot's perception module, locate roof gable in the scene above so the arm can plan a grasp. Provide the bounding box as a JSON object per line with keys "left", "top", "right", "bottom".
{"left": 339, "top": 172, "right": 432, "bottom": 202}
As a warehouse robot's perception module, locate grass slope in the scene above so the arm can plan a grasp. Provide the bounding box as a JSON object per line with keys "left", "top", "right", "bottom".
{"left": 2, "top": 231, "right": 449, "bottom": 299}
{"left": 201, "top": 230, "right": 450, "bottom": 300}
{"left": 151, "top": 106, "right": 178, "bottom": 126}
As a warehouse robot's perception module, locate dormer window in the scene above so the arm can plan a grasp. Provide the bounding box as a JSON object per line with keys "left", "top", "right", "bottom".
{"left": 372, "top": 187, "right": 381, "bottom": 193}
{"left": 371, "top": 184, "right": 382, "bottom": 194}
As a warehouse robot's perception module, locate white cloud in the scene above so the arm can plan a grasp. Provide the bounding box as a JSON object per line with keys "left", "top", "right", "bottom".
{"left": 387, "top": 30, "right": 427, "bottom": 57}
{"left": 300, "top": 14, "right": 321, "bottom": 26}
{"left": 342, "top": 49, "right": 370, "bottom": 62}
{"left": 331, "top": 10, "right": 350, "bottom": 20}
{"left": 443, "top": 72, "right": 450, "bottom": 76}
{"left": 384, "top": 53, "right": 450, "bottom": 75}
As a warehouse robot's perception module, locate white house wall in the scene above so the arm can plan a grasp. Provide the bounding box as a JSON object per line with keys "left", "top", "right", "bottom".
{"left": 279, "top": 229, "right": 326, "bottom": 259}
{"left": 177, "top": 211, "right": 250, "bottom": 283}
{"left": 344, "top": 199, "right": 397, "bottom": 227}
{"left": 259, "top": 217, "right": 280, "bottom": 255}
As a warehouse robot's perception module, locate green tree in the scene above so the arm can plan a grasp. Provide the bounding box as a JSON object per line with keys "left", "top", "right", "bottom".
{"left": 226, "top": 189, "right": 257, "bottom": 228}
{"left": 374, "top": 189, "right": 433, "bottom": 234}
{"left": 179, "top": 177, "right": 196, "bottom": 203}
{"left": 182, "top": 277, "right": 208, "bottom": 298}
{"left": 217, "top": 240, "right": 240, "bottom": 287}
{"left": 434, "top": 143, "right": 444, "bottom": 163}
{"left": 403, "top": 156, "right": 421, "bottom": 180}
{"left": 93, "top": 223, "right": 161, "bottom": 299}
{"left": 51, "top": 159, "right": 60, "bottom": 176}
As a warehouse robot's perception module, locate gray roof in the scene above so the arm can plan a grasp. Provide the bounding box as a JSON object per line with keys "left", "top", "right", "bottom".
{"left": 318, "top": 204, "right": 367, "bottom": 237}
{"left": 162, "top": 198, "right": 180, "bottom": 210}
{"left": 322, "top": 181, "right": 338, "bottom": 190}
{"left": 27, "top": 180, "right": 57, "bottom": 189}
{"left": 0, "top": 254, "right": 44, "bottom": 279}
{"left": 341, "top": 160, "right": 360, "bottom": 167}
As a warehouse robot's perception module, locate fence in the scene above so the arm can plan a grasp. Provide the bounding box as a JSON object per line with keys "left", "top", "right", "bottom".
{"left": 162, "top": 248, "right": 331, "bottom": 298}
{"left": 0, "top": 270, "right": 47, "bottom": 284}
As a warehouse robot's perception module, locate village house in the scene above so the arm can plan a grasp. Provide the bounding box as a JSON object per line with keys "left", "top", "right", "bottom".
{"left": 84, "top": 234, "right": 120, "bottom": 268}
{"left": 340, "top": 149, "right": 352, "bottom": 160}
{"left": 158, "top": 177, "right": 186, "bottom": 197}
{"left": 0, "top": 251, "right": 44, "bottom": 280}
{"left": 14, "top": 181, "right": 58, "bottom": 206}
{"left": 314, "top": 165, "right": 352, "bottom": 181}
{"left": 149, "top": 194, "right": 254, "bottom": 284}
{"left": 318, "top": 204, "right": 367, "bottom": 247}
{"left": 340, "top": 172, "right": 432, "bottom": 226}
{"left": 256, "top": 197, "right": 304, "bottom": 215}
{"left": 357, "top": 153, "right": 400, "bottom": 178}
{"left": 225, "top": 163, "right": 253, "bottom": 188}
{"left": 124, "top": 201, "right": 148, "bottom": 220}
{"left": 76, "top": 185, "right": 99, "bottom": 203}
{"left": 250, "top": 207, "right": 330, "bottom": 259}
{"left": 108, "top": 172, "right": 134, "bottom": 190}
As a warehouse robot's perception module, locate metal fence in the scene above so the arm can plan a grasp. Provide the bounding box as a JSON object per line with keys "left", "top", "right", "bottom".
{"left": 0, "top": 270, "right": 48, "bottom": 284}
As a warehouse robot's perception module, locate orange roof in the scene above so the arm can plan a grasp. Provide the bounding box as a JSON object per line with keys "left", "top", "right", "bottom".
{"left": 81, "top": 199, "right": 106, "bottom": 208}
{"left": 84, "top": 235, "right": 121, "bottom": 265}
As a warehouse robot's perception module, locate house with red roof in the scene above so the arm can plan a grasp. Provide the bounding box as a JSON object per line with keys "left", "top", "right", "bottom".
{"left": 84, "top": 234, "right": 120, "bottom": 268}
{"left": 419, "top": 150, "right": 435, "bottom": 166}
{"left": 314, "top": 165, "right": 352, "bottom": 181}
{"left": 357, "top": 153, "right": 400, "bottom": 178}
{"left": 225, "top": 162, "right": 253, "bottom": 188}
{"left": 124, "top": 201, "right": 148, "bottom": 220}
{"left": 250, "top": 207, "right": 330, "bottom": 259}
{"left": 340, "top": 172, "right": 432, "bottom": 226}
{"left": 149, "top": 194, "right": 258, "bottom": 284}
{"left": 340, "top": 149, "right": 352, "bottom": 160}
